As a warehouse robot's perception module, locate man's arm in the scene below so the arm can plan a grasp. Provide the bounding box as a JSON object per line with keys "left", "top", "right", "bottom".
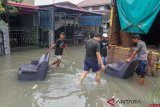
{"left": 46, "top": 44, "right": 55, "bottom": 54}
{"left": 96, "top": 52, "right": 104, "bottom": 66}
{"left": 96, "top": 43, "right": 105, "bottom": 70}
{"left": 126, "top": 42, "right": 142, "bottom": 63}
{"left": 126, "top": 51, "right": 137, "bottom": 63}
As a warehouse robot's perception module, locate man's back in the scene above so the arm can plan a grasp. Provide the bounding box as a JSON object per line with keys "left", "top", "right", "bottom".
{"left": 136, "top": 41, "right": 148, "bottom": 61}
{"left": 85, "top": 39, "right": 100, "bottom": 60}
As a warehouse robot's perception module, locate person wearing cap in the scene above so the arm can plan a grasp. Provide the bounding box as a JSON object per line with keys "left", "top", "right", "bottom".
{"left": 79, "top": 33, "right": 105, "bottom": 84}
{"left": 46, "top": 32, "right": 69, "bottom": 67}
{"left": 100, "top": 33, "right": 109, "bottom": 66}
{"left": 126, "top": 34, "right": 148, "bottom": 85}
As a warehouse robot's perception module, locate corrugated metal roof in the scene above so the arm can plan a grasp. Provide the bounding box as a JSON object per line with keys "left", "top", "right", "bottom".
{"left": 55, "top": 4, "right": 102, "bottom": 15}
{"left": 78, "top": 0, "right": 111, "bottom": 7}
{"left": 39, "top": 1, "right": 103, "bottom": 15}
{"left": 6, "top": 2, "right": 39, "bottom": 9}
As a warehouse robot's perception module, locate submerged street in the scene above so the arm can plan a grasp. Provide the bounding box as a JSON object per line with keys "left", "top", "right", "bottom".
{"left": 0, "top": 45, "right": 159, "bottom": 107}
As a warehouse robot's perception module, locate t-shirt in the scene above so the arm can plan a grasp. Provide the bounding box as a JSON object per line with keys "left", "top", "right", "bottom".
{"left": 135, "top": 41, "right": 148, "bottom": 61}
{"left": 100, "top": 40, "right": 108, "bottom": 57}
{"left": 85, "top": 39, "right": 100, "bottom": 60}
{"left": 55, "top": 39, "right": 66, "bottom": 55}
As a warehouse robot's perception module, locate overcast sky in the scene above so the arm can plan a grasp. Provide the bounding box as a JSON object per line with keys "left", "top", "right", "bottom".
{"left": 35, "top": 0, "right": 83, "bottom": 5}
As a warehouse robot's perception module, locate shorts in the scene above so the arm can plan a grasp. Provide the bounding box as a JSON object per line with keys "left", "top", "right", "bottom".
{"left": 56, "top": 55, "right": 62, "bottom": 60}
{"left": 135, "top": 60, "right": 148, "bottom": 78}
{"left": 84, "top": 58, "right": 100, "bottom": 72}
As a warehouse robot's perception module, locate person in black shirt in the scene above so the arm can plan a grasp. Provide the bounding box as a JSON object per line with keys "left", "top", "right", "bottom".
{"left": 100, "top": 33, "right": 109, "bottom": 66}
{"left": 79, "top": 33, "right": 105, "bottom": 84}
{"left": 47, "top": 32, "right": 69, "bottom": 67}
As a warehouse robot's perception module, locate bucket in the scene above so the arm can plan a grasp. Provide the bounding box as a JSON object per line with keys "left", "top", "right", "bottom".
{"left": 157, "top": 60, "right": 160, "bottom": 69}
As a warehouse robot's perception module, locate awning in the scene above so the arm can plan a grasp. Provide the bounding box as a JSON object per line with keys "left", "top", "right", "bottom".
{"left": 5, "top": 2, "right": 39, "bottom": 9}
{"left": 54, "top": 4, "right": 103, "bottom": 15}
{"left": 116, "top": 0, "right": 160, "bottom": 34}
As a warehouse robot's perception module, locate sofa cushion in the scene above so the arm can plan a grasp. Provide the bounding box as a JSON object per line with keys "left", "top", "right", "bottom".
{"left": 19, "top": 64, "right": 38, "bottom": 74}
{"left": 36, "top": 55, "right": 45, "bottom": 69}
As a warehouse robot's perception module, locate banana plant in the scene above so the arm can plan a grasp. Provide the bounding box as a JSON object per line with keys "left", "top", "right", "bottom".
{"left": 0, "top": 0, "right": 23, "bottom": 13}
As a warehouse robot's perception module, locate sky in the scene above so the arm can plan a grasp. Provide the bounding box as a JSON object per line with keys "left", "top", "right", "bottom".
{"left": 35, "top": 0, "right": 83, "bottom": 5}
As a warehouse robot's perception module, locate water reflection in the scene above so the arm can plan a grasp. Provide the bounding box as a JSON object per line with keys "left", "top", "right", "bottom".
{"left": 0, "top": 46, "right": 159, "bottom": 107}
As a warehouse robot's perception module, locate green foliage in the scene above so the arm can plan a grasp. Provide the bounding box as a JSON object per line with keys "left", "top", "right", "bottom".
{"left": 0, "top": 0, "right": 23, "bottom": 14}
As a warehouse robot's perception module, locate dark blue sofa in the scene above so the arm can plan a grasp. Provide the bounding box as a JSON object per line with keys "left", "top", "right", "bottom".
{"left": 105, "top": 60, "right": 139, "bottom": 79}
{"left": 18, "top": 54, "right": 49, "bottom": 81}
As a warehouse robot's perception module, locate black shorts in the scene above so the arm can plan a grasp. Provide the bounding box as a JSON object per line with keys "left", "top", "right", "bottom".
{"left": 84, "top": 58, "right": 100, "bottom": 72}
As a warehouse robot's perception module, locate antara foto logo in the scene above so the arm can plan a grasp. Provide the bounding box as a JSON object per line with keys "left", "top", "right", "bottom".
{"left": 106, "top": 97, "right": 141, "bottom": 106}
{"left": 107, "top": 98, "right": 116, "bottom": 106}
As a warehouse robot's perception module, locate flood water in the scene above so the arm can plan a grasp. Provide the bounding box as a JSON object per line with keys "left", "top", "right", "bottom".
{"left": 0, "top": 45, "right": 160, "bottom": 107}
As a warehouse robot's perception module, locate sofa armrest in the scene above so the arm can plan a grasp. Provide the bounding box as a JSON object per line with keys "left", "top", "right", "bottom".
{"left": 38, "top": 61, "right": 49, "bottom": 73}
{"left": 19, "top": 64, "right": 38, "bottom": 74}
{"left": 31, "top": 60, "right": 39, "bottom": 65}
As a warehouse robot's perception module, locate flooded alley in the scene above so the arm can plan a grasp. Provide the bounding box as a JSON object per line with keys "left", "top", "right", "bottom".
{"left": 0, "top": 45, "right": 160, "bottom": 107}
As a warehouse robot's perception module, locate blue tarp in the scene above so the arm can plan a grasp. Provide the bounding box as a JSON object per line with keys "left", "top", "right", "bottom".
{"left": 79, "top": 16, "right": 102, "bottom": 26}
{"left": 116, "top": 0, "right": 160, "bottom": 34}
{"left": 39, "top": 10, "right": 53, "bottom": 30}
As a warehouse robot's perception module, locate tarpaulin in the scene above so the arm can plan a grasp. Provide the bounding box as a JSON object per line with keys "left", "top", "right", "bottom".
{"left": 116, "top": 0, "right": 160, "bottom": 34}
{"left": 79, "top": 16, "right": 102, "bottom": 26}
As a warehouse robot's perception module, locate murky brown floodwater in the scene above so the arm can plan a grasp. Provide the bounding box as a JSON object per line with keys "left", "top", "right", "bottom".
{"left": 0, "top": 45, "right": 160, "bottom": 107}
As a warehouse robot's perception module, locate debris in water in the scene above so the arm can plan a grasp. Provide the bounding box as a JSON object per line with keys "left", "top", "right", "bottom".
{"left": 32, "top": 84, "right": 38, "bottom": 89}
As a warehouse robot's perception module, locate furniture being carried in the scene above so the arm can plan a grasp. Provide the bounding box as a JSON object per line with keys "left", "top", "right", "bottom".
{"left": 105, "top": 60, "right": 139, "bottom": 79}
{"left": 18, "top": 54, "right": 49, "bottom": 81}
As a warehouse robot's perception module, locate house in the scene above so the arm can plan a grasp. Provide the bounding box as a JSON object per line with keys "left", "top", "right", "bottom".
{"left": 78, "top": 0, "right": 111, "bottom": 33}
{"left": 39, "top": 1, "right": 102, "bottom": 44}
{"left": 0, "top": 2, "right": 47, "bottom": 51}
{"left": 0, "top": 1, "right": 102, "bottom": 53}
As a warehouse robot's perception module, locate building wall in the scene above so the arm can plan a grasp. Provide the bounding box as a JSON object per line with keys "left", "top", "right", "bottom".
{"left": 9, "top": 0, "right": 35, "bottom": 6}
{"left": 83, "top": 5, "right": 110, "bottom": 33}
{"left": 84, "top": 5, "right": 108, "bottom": 12}
{"left": 21, "top": 0, "right": 35, "bottom": 5}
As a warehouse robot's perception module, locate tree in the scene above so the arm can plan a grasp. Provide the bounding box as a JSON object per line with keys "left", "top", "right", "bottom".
{"left": 0, "top": 0, "right": 23, "bottom": 13}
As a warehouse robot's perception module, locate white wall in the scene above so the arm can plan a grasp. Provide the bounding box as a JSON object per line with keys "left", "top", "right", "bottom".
{"left": 100, "top": 6, "right": 105, "bottom": 11}
{"left": 35, "top": 0, "right": 83, "bottom": 6}
{"left": 54, "top": 0, "right": 83, "bottom": 4}
{"left": 88, "top": 7, "right": 92, "bottom": 11}
{"left": 35, "top": 0, "right": 53, "bottom": 6}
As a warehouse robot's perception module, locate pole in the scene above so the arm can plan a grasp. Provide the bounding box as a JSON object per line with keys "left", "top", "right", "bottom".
{"left": 64, "top": 13, "right": 66, "bottom": 37}
{"left": 48, "top": 6, "right": 55, "bottom": 46}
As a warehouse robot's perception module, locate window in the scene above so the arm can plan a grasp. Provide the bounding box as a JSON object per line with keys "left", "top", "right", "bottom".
{"left": 92, "top": 6, "right": 100, "bottom": 10}
{"left": 100, "top": 6, "right": 105, "bottom": 10}
{"left": 88, "top": 7, "right": 92, "bottom": 11}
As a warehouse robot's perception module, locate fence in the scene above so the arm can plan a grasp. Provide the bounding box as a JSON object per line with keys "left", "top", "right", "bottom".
{"left": 9, "top": 26, "right": 39, "bottom": 51}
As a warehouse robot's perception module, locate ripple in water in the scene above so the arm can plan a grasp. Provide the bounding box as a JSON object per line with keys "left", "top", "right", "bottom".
{"left": 33, "top": 73, "right": 108, "bottom": 107}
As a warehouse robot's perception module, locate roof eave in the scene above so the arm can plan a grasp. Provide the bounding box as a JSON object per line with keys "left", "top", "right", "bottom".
{"left": 79, "top": 3, "right": 110, "bottom": 8}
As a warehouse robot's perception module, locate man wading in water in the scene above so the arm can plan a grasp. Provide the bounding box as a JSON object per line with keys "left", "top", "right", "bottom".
{"left": 46, "top": 32, "right": 69, "bottom": 67}
{"left": 79, "top": 33, "right": 105, "bottom": 84}
{"left": 126, "top": 34, "right": 148, "bottom": 85}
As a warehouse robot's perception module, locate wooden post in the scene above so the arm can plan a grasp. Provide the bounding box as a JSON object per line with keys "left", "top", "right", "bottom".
{"left": 119, "top": 31, "right": 132, "bottom": 47}
{"left": 110, "top": 0, "right": 120, "bottom": 45}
